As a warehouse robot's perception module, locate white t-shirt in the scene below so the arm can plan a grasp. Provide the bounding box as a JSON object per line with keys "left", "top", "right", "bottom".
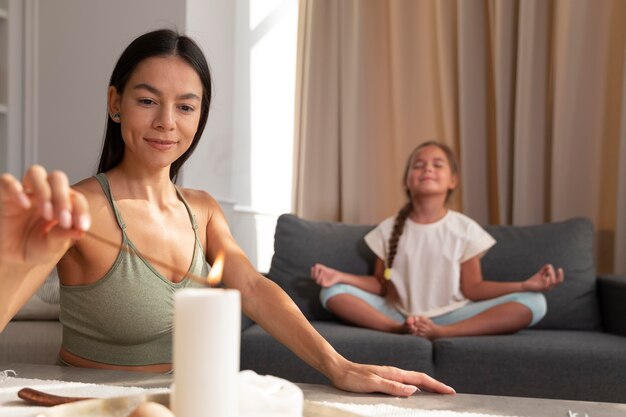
{"left": 364, "top": 210, "right": 496, "bottom": 317}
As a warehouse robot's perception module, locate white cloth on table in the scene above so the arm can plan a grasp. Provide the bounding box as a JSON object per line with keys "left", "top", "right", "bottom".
{"left": 0, "top": 372, "right": 167, "bottom": 417}
{"left": 316, "top": 401, "right": 521, "bottom": 417}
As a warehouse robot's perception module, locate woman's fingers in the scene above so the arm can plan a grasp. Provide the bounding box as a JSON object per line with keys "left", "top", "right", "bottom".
{"left": 1, "top": 166, "right": 89, "bottom": 266}
{"left": 16, "top": 166, "right": 91, "bottom": 235}
{"left": 0, "top": 173, "right": 31, "bottom": 210}
{"left": 48, "top": 170, "right": 72, "bottom": 229}
{"left": 22, "top": 165, "right": 53, "bottom": 220}
{"left": 70, "top": 190, "right": 91, "bottom": 232}
{"left": 370, "top": 377, "right": 419, "bottom": 397}
{"left": 382, "top": 367, "right": 455, "bottom": 395}
{"left": 336, "top": 364, "right": 455, "bottom": 397}
{"left": 20, "top": 167, "right": 90, "bottom": 232}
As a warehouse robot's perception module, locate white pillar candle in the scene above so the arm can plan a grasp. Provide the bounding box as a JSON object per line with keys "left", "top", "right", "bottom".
{"left": 172, "top": 288, "right": 241, "bottom": 417}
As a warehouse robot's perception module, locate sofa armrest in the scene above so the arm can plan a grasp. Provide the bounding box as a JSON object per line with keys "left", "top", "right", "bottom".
{"left": 597, "top": 275, "right": 626, "bottom": 336}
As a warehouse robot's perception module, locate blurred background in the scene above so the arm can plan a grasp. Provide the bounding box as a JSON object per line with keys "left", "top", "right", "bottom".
{"left": 0, "top": 0, "right": 624, "bottom": 275}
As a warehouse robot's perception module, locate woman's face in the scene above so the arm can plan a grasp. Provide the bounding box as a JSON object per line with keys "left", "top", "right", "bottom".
{"left": 406, "top": 145, "right": 458, "bottom": 199}
{"left": 108, "top": 55, "right": 203, "bottom": 171}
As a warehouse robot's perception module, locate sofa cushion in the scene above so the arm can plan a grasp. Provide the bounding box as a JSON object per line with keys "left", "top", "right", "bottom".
{"left": 268, "top": 214, "right": 376, "bottom": 320}
{"left": 13, "top": 269, "right": 60, "bottom": 320}
{"left": 433, "top": 329, "right": 626, "bottom": 402}
{"left": 241, "top": 321, "right": 434, "bottom": 383}
{"left": 482, "top": 217, "right": 600, "bottom": 330}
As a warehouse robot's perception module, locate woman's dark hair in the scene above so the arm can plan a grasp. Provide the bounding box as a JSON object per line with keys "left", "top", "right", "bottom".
{"left": 97, "top": 29, "right": 212, "bottom": 182}
{"left": 386, "top": 141, "right": 459, "bottom": 271}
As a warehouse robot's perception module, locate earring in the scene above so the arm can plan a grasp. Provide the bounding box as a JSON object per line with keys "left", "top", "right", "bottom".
{"left": 111, "top": 113, "right": 121, "bottom": 122}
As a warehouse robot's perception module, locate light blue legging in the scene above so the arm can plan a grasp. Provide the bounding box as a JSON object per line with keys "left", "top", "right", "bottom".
{"left": 320, "top": 283, "right": 547, "bottom": 327}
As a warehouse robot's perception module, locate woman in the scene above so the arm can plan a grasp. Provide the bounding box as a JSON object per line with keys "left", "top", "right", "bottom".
{"left": 0, "top": 29, "right": 454, "bottom": 397}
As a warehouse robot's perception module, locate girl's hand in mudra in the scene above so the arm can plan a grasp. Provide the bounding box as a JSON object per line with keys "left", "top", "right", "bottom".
{"left": 310, "top": 263, "right": 343, "bottom": 287}
{"left": 522, "top": 264, "right": 564, "bottom": 292}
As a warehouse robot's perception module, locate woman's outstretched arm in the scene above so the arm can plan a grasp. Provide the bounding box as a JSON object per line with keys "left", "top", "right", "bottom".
{"left": 203, "top": 197, "right": 454, "bottom": 396}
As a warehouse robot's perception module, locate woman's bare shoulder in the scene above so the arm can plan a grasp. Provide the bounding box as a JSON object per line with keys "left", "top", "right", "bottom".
{"left": 71, "top": 176, "right": 110, "bottom": 216}
{"left": 178, "top": 187, "right": 223, "bottom": 224}
{"left": 179, "top": 187, "right": 219, "bottom": 208}
{"left": 72, "top": 176, "right": 104, "bottom": 199}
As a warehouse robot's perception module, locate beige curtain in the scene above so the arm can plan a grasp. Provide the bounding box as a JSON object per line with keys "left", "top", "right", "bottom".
{"left": 293, "top": 0, "right": 626, "bottom": 274}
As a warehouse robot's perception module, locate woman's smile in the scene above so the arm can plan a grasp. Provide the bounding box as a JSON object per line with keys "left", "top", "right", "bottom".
{"left": 144, "top": 138, "right": 179, "bottom": 151}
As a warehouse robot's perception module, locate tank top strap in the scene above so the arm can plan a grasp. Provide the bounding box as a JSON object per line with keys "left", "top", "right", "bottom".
{"left": 174, "top": 186, "right": 199, "bottom": 232}
{"left": 94, "top": 173, "right": 127, "bottom": 231}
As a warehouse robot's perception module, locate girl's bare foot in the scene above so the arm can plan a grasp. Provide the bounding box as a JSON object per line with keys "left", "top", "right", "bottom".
{"left": 391, "top": 318, "right": 416, "bottom": 334}
{"left": 389, "top": 317, "right": 421, "bottom": 334}
{"left": 414, "top": 316, "right": 445, "bottom": 340}
{"left": 405, "top": 316, "right": 419, "bottom": 335}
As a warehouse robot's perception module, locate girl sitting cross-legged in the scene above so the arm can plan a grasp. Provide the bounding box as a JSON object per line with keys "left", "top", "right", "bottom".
{"left": 311, "top": 141, "right": 564, "bottom": 339}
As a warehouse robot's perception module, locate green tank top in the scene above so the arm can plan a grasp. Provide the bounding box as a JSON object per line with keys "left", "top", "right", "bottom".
{"left": 59, "top": 173, "right": 208, "bottom": 366}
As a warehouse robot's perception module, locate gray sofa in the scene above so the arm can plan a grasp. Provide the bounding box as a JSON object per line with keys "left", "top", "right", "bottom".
{"left": 240, "top": 214, "right": 626, "bottom": 403}
{"left": 2, "top": 215, "right": 625, "bottom": 403}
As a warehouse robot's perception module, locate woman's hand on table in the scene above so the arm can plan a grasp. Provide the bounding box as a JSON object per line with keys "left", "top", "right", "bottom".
{"left": 0, "top": 165, "right": 90, "bottom": 267}
{"left": 330, "top": 360, "right": 455, "bottom": 397}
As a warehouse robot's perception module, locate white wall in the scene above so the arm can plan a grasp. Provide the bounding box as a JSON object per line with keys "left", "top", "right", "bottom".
{"left": 1, "top": 0, "right": 24, "bottom": 177}
{"left": 182, "top": 0, "right": 298, "bottom": 271}
{"left": 181, "top": 0, "right": 236, "bottom": 202}
{"left": 33, "top": 0, "right": 185, "bottom": 182}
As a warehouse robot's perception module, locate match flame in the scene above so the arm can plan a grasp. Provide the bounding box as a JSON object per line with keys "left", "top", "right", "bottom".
{"left": 207, "top": 251, "right": 225, "bottom": 287}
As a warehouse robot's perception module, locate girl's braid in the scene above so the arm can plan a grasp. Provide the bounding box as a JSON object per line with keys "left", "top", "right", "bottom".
{"left": 386, "top": 202, "right": 412, "bottom": 271}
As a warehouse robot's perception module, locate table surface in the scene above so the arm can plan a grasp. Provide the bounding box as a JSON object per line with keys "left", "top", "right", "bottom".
{"left": 2, "top": 363, "right": 625, "bottom": 417}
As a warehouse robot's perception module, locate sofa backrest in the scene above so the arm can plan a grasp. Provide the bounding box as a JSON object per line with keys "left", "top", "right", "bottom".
{"left": 268, "top": 214, "right": 601, "bottom": 331}
{"left": 268, "top": 214, "right": 375, "bottom": 320}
